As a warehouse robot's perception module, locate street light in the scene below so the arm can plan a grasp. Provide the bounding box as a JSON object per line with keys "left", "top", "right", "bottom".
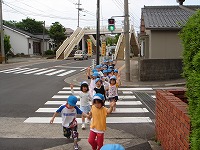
{"left": 176, "top": 0, "right": 185, "bottom": 5}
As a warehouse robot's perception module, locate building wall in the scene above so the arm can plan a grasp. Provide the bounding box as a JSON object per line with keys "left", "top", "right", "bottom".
{"left": 4, "top": 28, "right": 29, "bottom": 55}
{"left": 150, "top": 30, "right": 183, "bottom": 59}
{"left": 139, "top": 58, "right": 183, "bottom": 81}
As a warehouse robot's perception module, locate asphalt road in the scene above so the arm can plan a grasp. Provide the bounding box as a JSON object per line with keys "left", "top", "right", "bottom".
{"left": 0, "top": 59, "right": 91, "bottom": 118}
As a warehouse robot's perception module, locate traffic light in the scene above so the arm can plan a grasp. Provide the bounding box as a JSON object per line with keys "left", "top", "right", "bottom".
{"left": 108, "top": 18, "right": 115, "bottom": 32}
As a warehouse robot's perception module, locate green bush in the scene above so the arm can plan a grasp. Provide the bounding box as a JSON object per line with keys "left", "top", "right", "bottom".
{"left": 179, "top": 10, "right": 200, "bottom": 150}
{"left": 45, "top": 50, "right": 54, "bottom": 55}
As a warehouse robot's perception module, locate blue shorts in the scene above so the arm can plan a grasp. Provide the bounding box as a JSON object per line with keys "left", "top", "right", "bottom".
{"left": 80, "top": 105, "right": 91, "bottom": 113}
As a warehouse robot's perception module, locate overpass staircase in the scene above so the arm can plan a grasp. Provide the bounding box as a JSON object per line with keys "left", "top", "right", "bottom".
{"left": 56, "top": 27, "right": 85, "bottom": 59}
{"left": 114, "top": 26, "right": 139, "bottom": 60}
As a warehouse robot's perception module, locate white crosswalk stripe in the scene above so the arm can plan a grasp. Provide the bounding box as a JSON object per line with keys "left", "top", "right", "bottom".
{"left": 34, "top": 69, "right": 57, "bottom": 75}
{"left": 52, "top": 95, "right": 136, "bottom": 99}
{"left": 45, "top": 69, "right": 66, "bottom": 76}
{"left": 24, "top": 68, "right": 48, "bottom": 74}
{"left": 45, "top": 100, "right": 142, "bottom": 105}
{"left": 24, "top": 87, "right": 154, "bottom": 124}
{"left": 0, "top": 67, "right": 20, "bottom": 73}
{"left": 13, "top": 68, "right": 39, "bottom": 74}
{"left": 0, "top": 67, "right": 78, "bottom": 77}
{"left": 4, "top": 68, "right": 30, "bottom": 73}
{"left": 57, "top": 70, "right": 76, "bottom": 76}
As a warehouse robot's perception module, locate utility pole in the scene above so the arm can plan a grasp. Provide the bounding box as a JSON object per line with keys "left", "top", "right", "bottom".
{"left": 42, "top": 21, "right": 45, "bottom": 56}
{"left": 76, "top": 0, "right": 82, "bottom": 27}
{"left": 124, "top": 0, "right": 130, "bottom": 81}
{"left": 96, "top": 0, "right": 100, "bottom": 65}
{"left": 0, "top": 0, "right": 5, "bottom": 64}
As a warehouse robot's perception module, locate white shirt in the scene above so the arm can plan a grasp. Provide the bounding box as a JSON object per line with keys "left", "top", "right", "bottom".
{"left": 71, "top": 90, "right": 92, "bottom": 106}
{"left": 56, "top": 105, "right": 82, "bottom": 128}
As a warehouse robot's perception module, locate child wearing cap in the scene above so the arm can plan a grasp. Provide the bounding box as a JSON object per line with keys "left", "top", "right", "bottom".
{"left": 50, "top": 95, "right": 90, "bottom": 150}
{"left": 88, "top": 93, "right": 116, "bottom": 150}
{"left": 95, "top": 65, "right": 104, "bottom": 77}
{"left": 87, "top": 67, "right": 100, "bottom": 97}
{"left": 93, "top": 78, "right": 106, "bottom": 100}
{"left": 114, "top": 69, "right": 121, "bottom": 88}
{"left": 70, "top": 81, "right": 92, "bottom": 130}
{"left": 108, "top": 75, "right": 118, "bottom": 111}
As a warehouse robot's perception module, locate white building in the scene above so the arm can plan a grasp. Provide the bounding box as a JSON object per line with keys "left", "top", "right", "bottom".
{"left": 3, "top": 25, "right": 52, "bottom": 55}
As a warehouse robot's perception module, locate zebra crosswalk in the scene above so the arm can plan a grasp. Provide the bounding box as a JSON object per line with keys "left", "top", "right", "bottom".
{"left": 24, "top": 87, "right": 156, "bottom": 124}
{"left": 0, "top": 67, "right": 85, "bottom": 77}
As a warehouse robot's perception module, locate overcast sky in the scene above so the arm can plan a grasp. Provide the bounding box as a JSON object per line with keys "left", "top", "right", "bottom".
{"left": 2, "top": 0, "right": 200, "bottom": 31}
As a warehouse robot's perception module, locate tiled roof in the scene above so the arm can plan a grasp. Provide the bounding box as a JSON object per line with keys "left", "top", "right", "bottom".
{"left": 142, "top": 5, "right": 200, "bottom": 30}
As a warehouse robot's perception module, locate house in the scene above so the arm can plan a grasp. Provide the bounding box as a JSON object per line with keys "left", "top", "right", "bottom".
{"left": 139, "top": 5, "right": 200, "bottom": 81}
{"left": 3, "top": 25, "right": 52, "bottom": 56}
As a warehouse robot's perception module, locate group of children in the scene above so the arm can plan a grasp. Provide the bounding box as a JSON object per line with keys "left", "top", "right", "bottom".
{"left": 50, "top": 59, "right": 123, "bottom": 150}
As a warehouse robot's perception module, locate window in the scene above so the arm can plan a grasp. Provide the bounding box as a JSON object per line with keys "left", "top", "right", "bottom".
{"left": 29, "top": 43, "right": 31, "bottom": 49}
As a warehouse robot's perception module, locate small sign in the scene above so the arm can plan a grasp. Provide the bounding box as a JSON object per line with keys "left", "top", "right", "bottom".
{"left": 87, "top": 39, "right": 92, "bottom": 56}
{"left": 101, "top": 42, "right": 106, "bottom": 56}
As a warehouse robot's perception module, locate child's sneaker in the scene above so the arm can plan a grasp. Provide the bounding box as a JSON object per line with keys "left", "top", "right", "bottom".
{"left": 74, "top": 144, "right": 79, "bottom": 150}
{"left": 81, "top": 124, "right": 85, "bottom": 130}
{"left": 86, "top": 118, "right": 90, "bottom": 124}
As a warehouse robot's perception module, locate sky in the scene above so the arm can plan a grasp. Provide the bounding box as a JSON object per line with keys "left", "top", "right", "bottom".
{"left": 2, "top": 0, "right": 200, "bottom": 32}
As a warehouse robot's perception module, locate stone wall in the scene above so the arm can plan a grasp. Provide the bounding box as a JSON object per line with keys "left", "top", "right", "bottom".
{"left": 156, "top": 90, "right": 190, "bottom": 149}
{"left": 139, "top": 59, "right": 183, "bottom": 81}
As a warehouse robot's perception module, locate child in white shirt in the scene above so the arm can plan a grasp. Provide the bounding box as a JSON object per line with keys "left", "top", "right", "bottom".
{"left": 70, "top": 81, "right": 92, "bottom": 130}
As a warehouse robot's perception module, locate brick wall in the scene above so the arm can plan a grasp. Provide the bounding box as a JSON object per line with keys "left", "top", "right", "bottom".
{"left": 156, "top": 90, "right": 190, "bottom": 149}
{"left": 139, "top": 59, "right": 183, "bottom": 81}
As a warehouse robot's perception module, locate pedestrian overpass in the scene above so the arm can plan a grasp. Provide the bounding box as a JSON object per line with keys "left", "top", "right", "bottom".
{"left": 56, "top": 26, "right": 139, "bottom": 60}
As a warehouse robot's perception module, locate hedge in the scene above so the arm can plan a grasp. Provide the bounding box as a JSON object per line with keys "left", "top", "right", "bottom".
{"left": 179, "top": 10, "right": 200, "bottom": 150}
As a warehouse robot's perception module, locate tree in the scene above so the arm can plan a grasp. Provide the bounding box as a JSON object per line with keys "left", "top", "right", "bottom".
{"left": 179, "top": 10, "right": 200, "bottom": 150}
{"left": 3, "top": 18, "right": 48, "bottom": 34}
{"left": 106, "top": 34, "right": 119, "bottom": 46}
{"left": 49, "top": 22, "right": 66, "bottom": 47}
{"left": 2, "top": 35, "right": 12, "bottom": 62}
{"left": 3, "top": 20, "right": 17, "bottom": 28}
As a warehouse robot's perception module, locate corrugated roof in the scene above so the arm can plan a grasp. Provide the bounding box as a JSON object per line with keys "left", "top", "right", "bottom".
{"left": 142, "top": 5, "right": 200, "bottom": 30}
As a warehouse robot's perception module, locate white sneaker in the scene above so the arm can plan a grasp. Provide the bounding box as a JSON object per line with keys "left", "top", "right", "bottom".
{"left": 81, "top": 124, "right": 85, "bottom": 130}
{"left": 74, "top": 144, "right": 79, "bottom": 150}
{"left": 86, "top": 119, "right": 90, "bottom": 124}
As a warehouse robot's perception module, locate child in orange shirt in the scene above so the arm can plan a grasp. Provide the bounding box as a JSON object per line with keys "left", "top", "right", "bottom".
{"left": 88, "top": 93, "right": 116, "bottom": 150}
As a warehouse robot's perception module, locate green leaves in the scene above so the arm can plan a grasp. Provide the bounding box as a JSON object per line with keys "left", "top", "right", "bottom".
{"left": 49, "top": 22, "right": 66, "bottom": 47}
{"left": 179, "top": 10, "right": 200, "bottom": 150}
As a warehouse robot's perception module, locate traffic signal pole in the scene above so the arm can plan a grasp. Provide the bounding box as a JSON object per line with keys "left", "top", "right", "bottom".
{"left": 124, "top": 0, "right": 130, "bottom": 81}
{"left": 96, "top": 0, "right": 100, "bottom": 65}
{"left": 0, "top": 0, "right": 5, "bottom": 64}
